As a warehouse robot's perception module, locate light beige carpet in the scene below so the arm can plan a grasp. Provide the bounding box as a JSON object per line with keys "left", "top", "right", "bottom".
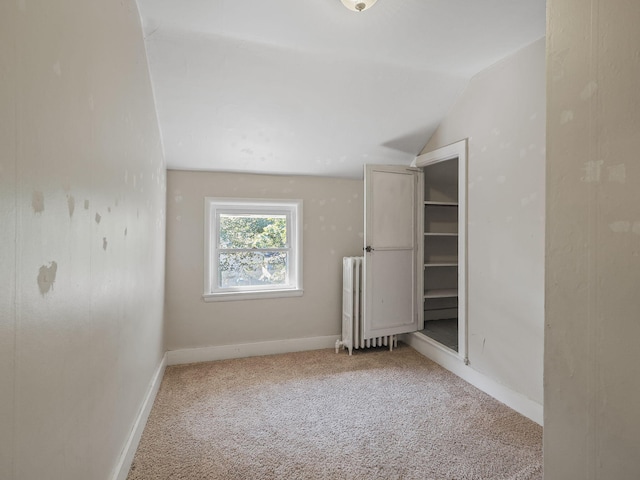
{"left": 128, "top": 344, "right": 542, "bottom": 480}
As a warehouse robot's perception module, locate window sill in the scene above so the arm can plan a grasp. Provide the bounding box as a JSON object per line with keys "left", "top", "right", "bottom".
{"left": 202, "top": 288, "right": 304, "bottom": 302}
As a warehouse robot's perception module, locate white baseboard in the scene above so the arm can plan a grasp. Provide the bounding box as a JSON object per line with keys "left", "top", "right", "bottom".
{"left": 167, "top": 335, "right": 341, "bottom": 366}
{"left": 111, "top": 352, "right": 167, "bottom": 480}
{"left": 402, "top": 332, "right": 543, "bottom": 426}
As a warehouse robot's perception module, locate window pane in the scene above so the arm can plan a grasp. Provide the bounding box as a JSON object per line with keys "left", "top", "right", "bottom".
{"left": 219, "top": 214, "right": 287, "bottom": 249}
{"left": 219, "top": 251, "right": 288, "bottom": 288}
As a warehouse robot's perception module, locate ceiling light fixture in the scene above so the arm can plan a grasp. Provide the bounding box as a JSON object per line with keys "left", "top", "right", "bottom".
{"left": 340, "top": 0, "right": 377, "bottom": 12}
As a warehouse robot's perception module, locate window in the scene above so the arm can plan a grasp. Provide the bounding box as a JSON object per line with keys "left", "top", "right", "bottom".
{"left": 204, "top": 198, "right": 303, "bottom": 301}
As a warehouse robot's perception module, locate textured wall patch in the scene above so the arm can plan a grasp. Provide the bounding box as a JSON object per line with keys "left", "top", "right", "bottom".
{"left": 37, "top": 261, "right": 58, "bottom": 296}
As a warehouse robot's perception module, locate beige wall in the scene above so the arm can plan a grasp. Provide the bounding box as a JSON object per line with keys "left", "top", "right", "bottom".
{"left": 0, "top": 1, "right": 17, "bottom": 476}
{"left": 545, "top": 1, "right": 640, "bottom": 478}
{"left": 165, "top": 171, "right": 363, "bottom": 350}
{"left": 0, "top": 1, "right": 166, "bottom": 479}
{"left": 423, "top": 39, "right": 546, "bottom": 405}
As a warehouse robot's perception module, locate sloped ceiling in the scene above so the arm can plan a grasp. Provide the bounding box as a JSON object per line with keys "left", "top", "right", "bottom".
{"left": 137, "top": 0, "right": 545, "bottom": 178}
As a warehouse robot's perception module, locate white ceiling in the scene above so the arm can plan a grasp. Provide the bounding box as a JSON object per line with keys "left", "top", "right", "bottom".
{"left": 137, "top": 0, "right": 545, "bottom": 179}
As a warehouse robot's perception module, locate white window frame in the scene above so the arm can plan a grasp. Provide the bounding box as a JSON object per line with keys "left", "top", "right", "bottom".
{"left": 203, "top": 197, "right": 303, "bottom": 302}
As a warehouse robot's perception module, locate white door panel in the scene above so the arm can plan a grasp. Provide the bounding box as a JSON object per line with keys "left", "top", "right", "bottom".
{"left": 369, "top": 249, "right": 415, "bottom": 331}
{"left": 371, "top": 170, "right": 415, "bottom": 248}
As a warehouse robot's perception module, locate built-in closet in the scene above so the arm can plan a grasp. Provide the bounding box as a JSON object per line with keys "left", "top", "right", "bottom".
{"left": 358, "top": 139, "right": 467, "bottom": 361}
{"left": 414, "top": 140, "right": 467, "bottom": 361}
{"left": 420, "top": 159, "right": 460, "bottom": 349}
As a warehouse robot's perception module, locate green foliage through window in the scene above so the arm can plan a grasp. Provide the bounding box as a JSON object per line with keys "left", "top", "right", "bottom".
{"left": 219, "top": 215, "right": 286, "bottom": 249}
{"left": 218, "top": 215, "right": 288, "bottom": 288}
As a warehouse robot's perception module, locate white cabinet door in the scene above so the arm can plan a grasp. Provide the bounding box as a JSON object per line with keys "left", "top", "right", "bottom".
{"left": 363, "top": 165, "right": 423, "bottom": 339}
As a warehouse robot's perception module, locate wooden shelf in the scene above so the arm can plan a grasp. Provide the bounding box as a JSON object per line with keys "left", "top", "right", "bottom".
{"left": 424, "top": 232, "right": 458, "bottom": 237}
{"left": 424, "top": 201, "right": 458, "bottom": 206}
{"left": 424, "top": 263, "right": 457, "bottom": 268}
{"left": 424, "top": 288, "right": 458, "bottom": 299}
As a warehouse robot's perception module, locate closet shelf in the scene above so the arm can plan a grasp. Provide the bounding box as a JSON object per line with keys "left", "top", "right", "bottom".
{"left": 424, "top": 263, "right": 458, "bottom": 268}
{"left": 424, "top": 232, "right": 458, "bottom": 237}
{"left": 424, "top": 306, "right": 458, "bottom": 312}
{"left": 424, "top": 201, "right": 458, "bottom": 206}
{"left": 424, "top": 288, "right": 458, "bottom": 299}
